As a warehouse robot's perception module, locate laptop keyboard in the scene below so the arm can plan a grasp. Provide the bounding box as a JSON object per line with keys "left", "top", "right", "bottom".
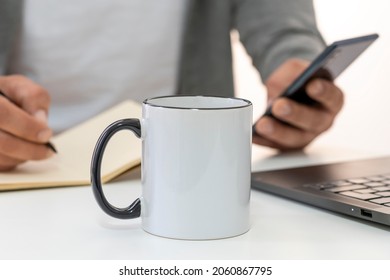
{"left": 304, "top": 174, "right": 390, "bottom": 207}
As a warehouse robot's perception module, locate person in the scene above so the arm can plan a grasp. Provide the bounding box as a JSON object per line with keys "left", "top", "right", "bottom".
{"left": 0, "top": 0, "right": 343, "bottom": 171}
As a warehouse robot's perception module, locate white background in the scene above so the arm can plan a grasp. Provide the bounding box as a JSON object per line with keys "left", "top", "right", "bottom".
{"left": 233, "top": 0, "right": 390, "bottom": 155}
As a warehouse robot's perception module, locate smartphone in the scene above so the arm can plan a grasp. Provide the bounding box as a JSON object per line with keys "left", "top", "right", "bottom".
{"left": 263, "top": 33, "right": 379, "bottom": 118}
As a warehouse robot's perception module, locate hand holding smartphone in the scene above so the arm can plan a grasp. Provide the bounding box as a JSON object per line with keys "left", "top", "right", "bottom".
{"left": 263, "top": 33, "right": 379, "bottom": 118}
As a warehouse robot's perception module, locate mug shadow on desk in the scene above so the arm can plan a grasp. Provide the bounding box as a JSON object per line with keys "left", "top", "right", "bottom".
{"left": 97, "top": 214, "right": 142, "bottom": 231}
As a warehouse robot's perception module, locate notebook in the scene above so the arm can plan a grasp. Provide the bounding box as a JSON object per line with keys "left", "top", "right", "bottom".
{"left": 0, "top": 100, "right": 142, "bottom": 191}
{"left": 251, "top": 156, "right": 390, "bottom": 226}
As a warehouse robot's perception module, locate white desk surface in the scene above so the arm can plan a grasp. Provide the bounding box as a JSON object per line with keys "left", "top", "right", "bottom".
{"left": 1, "top": 143, "right": 389, "bottom": 260}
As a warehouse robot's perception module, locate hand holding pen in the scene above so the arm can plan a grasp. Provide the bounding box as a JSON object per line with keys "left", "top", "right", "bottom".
{"left": 0, "top": 75, "right": 56, "bottom": 171}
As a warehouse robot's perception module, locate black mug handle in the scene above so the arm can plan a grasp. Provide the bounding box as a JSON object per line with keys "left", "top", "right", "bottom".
{"left": 91, "top": 118, "right": 142, "bottom": 219}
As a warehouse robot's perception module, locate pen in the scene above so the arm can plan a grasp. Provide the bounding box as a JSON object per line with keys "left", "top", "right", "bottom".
{"left": 0, "top": 91, "right": 57, "bottom": 153}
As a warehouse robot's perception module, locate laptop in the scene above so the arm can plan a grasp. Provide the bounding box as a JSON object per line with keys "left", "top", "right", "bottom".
{"left": 251, "top": 156, "right": 390, "bottom": 226}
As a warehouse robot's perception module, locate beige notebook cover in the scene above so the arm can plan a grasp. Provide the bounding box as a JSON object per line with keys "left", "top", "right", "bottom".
{"left": 0, "top": 100, "right": 142, "bottom": 191}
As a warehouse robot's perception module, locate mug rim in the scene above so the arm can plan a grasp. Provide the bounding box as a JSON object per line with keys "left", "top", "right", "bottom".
{"left": 143, "top": 95, "right": 252, "bottom": 110}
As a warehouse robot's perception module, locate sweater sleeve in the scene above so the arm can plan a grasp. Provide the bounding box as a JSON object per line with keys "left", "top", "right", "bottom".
{"left": 0, "top": 0, "right": 23, "bottom": 75}
{"left": 232, "top": 0, "right": 326, "bottom": 82}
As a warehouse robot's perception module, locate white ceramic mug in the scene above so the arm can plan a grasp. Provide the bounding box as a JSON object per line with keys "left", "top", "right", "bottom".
{"left": 91, "top": 95, "right": 252, "bottom": 240}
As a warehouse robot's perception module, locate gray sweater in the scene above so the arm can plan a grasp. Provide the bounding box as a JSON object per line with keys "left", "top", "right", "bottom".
{"left": 0, "top": 0, "right": 326, "bottom": 97}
